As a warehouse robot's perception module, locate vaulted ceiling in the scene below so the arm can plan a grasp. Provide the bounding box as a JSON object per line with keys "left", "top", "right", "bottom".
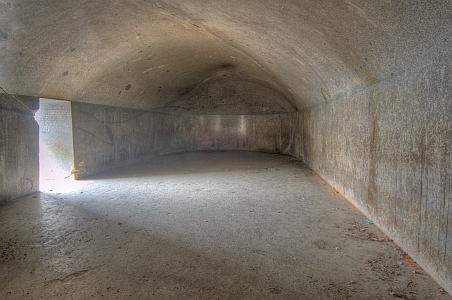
{"left": 1, "top": 0, "right": 451, "bottom": 113}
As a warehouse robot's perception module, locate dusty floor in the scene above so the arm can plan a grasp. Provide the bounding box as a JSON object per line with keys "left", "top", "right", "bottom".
{"left": 0, "top": 151, "right": 450, "bottom": 299}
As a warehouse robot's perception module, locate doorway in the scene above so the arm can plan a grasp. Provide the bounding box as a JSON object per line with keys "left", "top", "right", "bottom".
{"left": 34, "top": 98, "right": 75, "bottom": 191}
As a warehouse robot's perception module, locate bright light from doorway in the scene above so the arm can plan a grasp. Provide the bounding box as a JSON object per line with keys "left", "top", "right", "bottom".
{"left": 35, "top": 98, "right": 91, "bottom": 193}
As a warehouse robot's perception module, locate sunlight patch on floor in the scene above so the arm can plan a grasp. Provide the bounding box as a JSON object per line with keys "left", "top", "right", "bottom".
{"left": 39, "top": 142, "right": 91, "bottom": 193}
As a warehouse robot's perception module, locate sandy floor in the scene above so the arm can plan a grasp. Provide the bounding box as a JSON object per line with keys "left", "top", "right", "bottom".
{"left": 1, "top": 151, "right": 450, "bottom": 299}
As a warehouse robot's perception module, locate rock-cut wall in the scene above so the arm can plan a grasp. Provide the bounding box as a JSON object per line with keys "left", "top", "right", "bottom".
{"left": 0, "top": 94, "right": 39, "bottom": 202}
{"left": 294, "top": 55, "right": 452, "bottom": 294}
{"left": 72, "top": 101, "right": 297, "bottom": 179}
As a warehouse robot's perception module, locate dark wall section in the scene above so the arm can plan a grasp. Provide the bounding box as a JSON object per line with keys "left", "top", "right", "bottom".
{"left": 295, "top": 56, "right": 452, "bottom": 292}
{"left": 72, "top": 101, "right": 297, "bottom": 179}
{"left": 71, "top": 102, "right": 156, "bottom": 179}
{"left": 0, "top": 94, "right": 39, "bottom": 202}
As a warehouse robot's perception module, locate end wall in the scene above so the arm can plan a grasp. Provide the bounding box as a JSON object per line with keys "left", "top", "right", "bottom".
{"left": 0, "top": 94, "right": 39, "bottom": 202}
{"left": 152, "top": 113, "right": 297, "bottom": 156}
{"left": 72, "top": 101, "right": 297, "bottom": 179}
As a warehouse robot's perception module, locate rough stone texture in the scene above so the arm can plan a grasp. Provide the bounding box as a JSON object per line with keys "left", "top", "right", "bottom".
{"left": 0, "top": 94, "right": 39, "bottom": 202}
{"left": 1, "top": 152, "right": 450, "bottom": 299}
{"left": 1, "top": 0, "right": 451, "bottom": 295}
{"left": 152, "top": 78, "right": 296, "bottom": 115}
{"left": 295, "top": 56, "right": 452, "bottom": 293}
{"left": 2, "top": 1, "right": 451, "bottom": 110}
{"left": 72, "top": 100, "right": 297, "bottom": 179}
{"left": 71, "top": 102, "right": 157, "bottom": 179}
{"left": 152, "top": 112, "right": 297, "bottom": 156}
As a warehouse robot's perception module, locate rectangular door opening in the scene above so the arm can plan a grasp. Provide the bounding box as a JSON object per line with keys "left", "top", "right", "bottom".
{"left": 35, "top": 98, "right": 75, "bottom": 191}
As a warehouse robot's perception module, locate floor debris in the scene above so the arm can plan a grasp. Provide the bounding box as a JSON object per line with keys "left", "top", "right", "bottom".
{"left": 0, "top": 152, "right": 449, "bottom": 299}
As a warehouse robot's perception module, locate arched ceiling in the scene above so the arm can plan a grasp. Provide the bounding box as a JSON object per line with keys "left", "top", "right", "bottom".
{"left": 1, "top": 0, "right": 451, "bottom": 113}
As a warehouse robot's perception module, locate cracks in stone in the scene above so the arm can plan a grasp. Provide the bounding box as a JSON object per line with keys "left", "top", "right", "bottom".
{"left": 75, "top": 127, "right": 114, "bottom": 146}
{"left": 77, "top": 109, "right": 148, "bottom": 124}
{"left": 0, "top": 86, "right": 33, "bottom": 113}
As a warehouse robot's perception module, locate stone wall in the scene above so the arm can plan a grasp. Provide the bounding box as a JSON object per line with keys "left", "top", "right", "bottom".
{"left": 0, "top": 94, "right": 39, "bottom": 202}
{"left": 152, "top": 113, "right": 297, "bottom": 156}
{"left": 294, "top": 56, "right": 452, "bottom": 293}
{"left": 71, "top": 102, "right": 156, "bottom": 179}
{"left": 72, "top": 101, "right": 297, "bottom": 179}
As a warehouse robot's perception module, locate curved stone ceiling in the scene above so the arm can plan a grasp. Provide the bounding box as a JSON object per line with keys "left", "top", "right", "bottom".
{"left": 1, "top": 0, "right": 451, "bottom": 112}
